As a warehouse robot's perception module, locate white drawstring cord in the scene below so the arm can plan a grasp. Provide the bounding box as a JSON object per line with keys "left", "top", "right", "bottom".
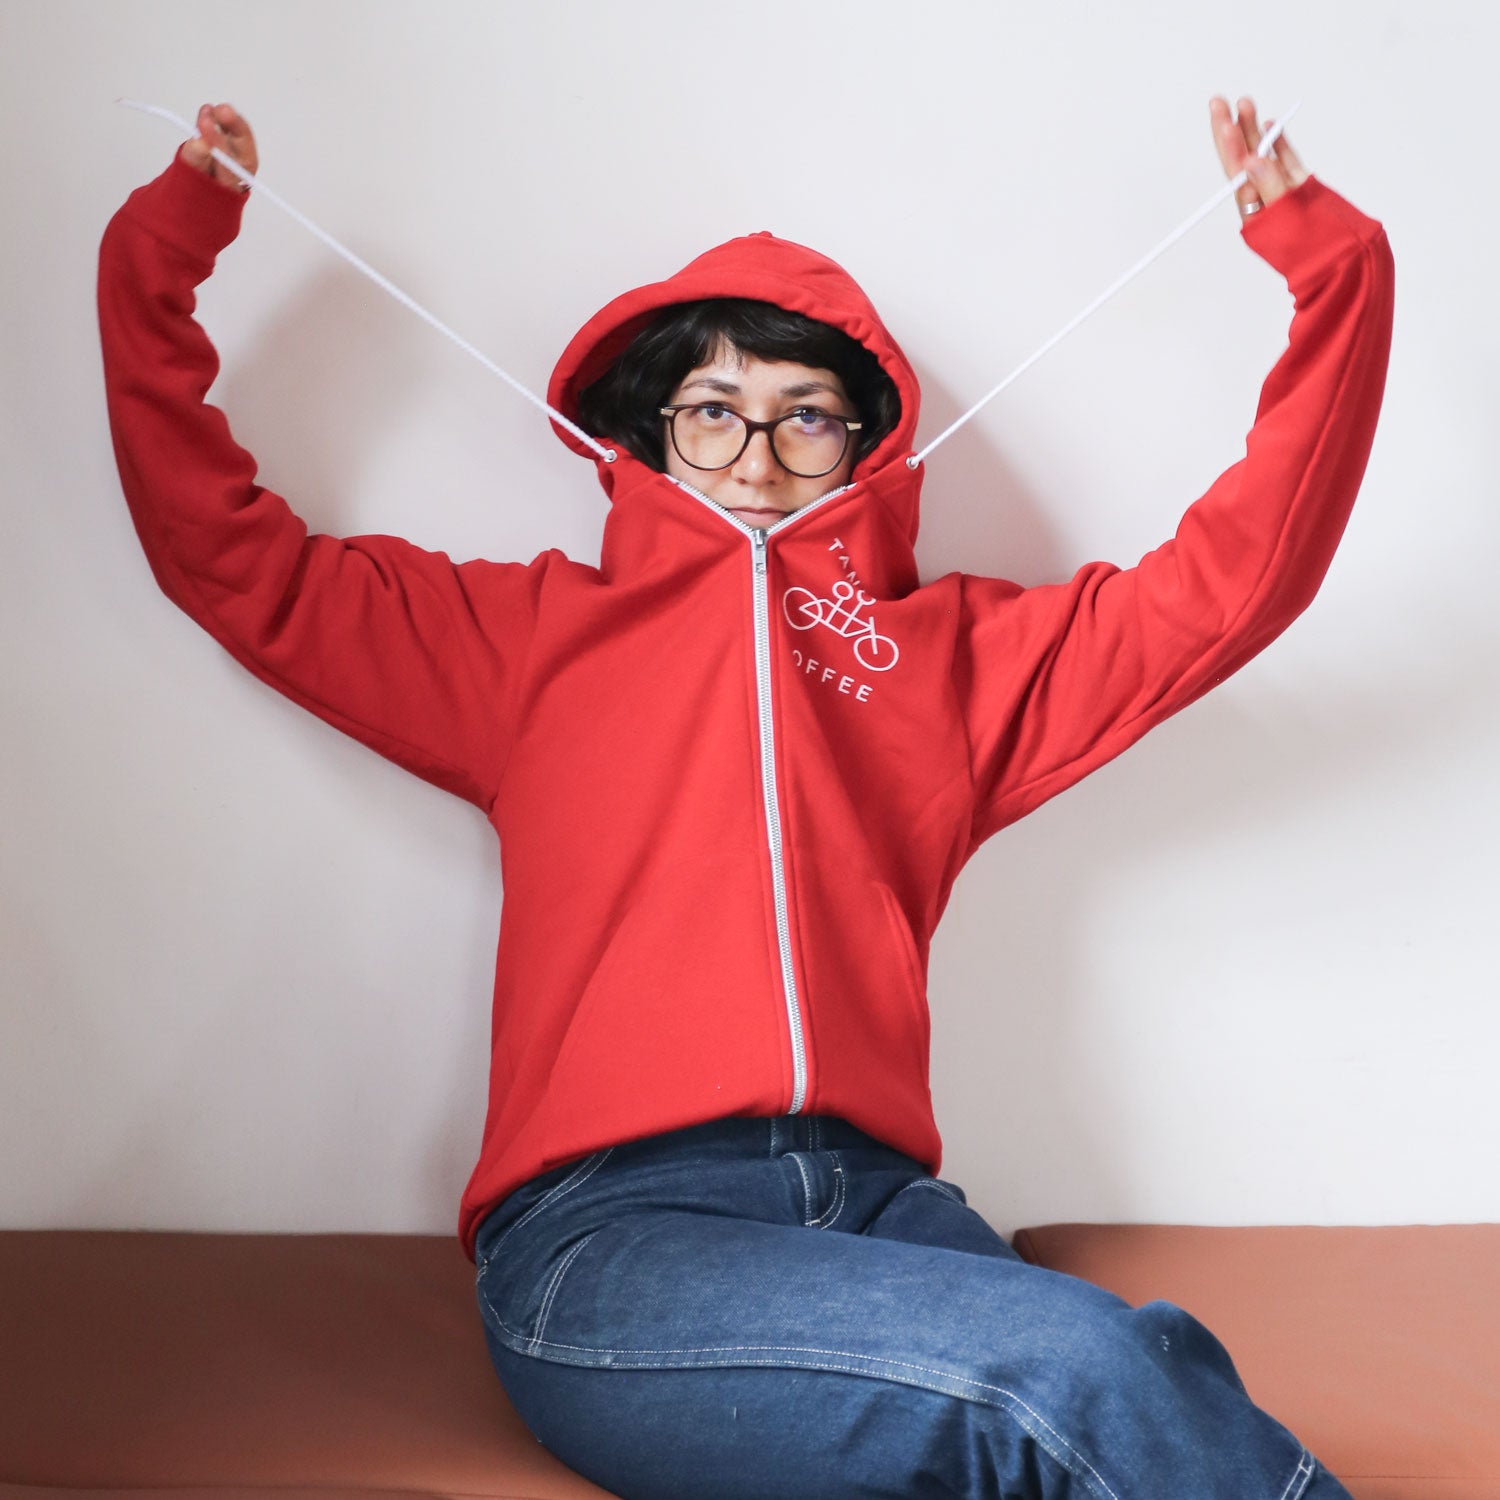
{"left": 121, "top": 98, "right": 1298, "bottom": 476}
{"left": 116, "top": 99, "right": 617, "bottom": 463}
{"left": 907, "top": 102, "right": 1302, "bottom": 469}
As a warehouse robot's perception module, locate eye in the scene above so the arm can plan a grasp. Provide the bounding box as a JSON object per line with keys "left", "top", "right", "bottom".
{"left": 789, "top": 407, "right": 837, "bottom": 433}
{"left": 691, "top": 403, "right": 737, "bottom": 426}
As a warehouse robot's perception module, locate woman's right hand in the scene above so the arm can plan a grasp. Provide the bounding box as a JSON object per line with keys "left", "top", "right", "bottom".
{"left": 178, "top": 102, "right": 258, "bottom": 193}
{"left": 1209, "top": 95, "right": 1308, "bottom": 220}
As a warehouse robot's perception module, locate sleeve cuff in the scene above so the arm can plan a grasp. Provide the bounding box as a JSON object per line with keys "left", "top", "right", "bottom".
{"left": 1239, "top": 174, "right": 1388, "bottom": 289}
{"left": 119, "top": 150, "right": 250, "bottom": 267}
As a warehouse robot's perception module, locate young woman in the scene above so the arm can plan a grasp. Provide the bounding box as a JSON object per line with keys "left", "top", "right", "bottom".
{"left": 99, "top": 98, "right": 1393, "bottom": 1499}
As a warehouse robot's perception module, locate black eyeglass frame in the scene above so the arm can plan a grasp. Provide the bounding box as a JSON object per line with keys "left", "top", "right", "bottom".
{"left": 658, "top": 403, "right": 863, "bottom": 479}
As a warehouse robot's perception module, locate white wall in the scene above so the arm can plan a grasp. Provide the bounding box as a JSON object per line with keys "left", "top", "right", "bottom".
{"left": 2, "top": 0, "right": 1493, "bottom": 1239}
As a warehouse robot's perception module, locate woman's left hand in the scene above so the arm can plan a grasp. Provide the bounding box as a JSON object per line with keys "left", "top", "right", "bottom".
{"left": 180, "top": 102, "right": 259, "bottom": 193}
{"left": 1210, "top": 95, "right": 1309, "bottom": 220}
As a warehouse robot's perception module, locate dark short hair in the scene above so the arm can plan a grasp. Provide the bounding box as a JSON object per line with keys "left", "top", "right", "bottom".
{"left": 577, "top": 298, "right": 902, "bottom": 472}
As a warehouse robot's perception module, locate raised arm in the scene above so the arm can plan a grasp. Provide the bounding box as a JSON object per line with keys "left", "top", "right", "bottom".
{"left": 98, "top": 105, "right": 558, "bottom": 811}
{"left": 955, "top": 105, "right": 1395, "bottom": 850}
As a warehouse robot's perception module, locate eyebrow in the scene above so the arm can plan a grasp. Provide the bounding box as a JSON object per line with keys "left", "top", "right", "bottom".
{"left": 679, "top": 376, "right": 843, "bottom": 400}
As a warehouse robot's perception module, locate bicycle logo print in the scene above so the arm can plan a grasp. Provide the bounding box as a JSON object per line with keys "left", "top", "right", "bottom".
{"left": 782, "top": 580, "right": 900, "bottom": 672}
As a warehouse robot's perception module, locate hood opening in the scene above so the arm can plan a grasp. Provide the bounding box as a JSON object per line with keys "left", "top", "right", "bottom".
{"left": 547, "top": 232, "right": 921, "bottom": 486}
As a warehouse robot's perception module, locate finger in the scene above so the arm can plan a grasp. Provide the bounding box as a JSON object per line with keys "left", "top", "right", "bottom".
{"left": 210, "top": 103, "right": 258, "bottom": 171}
{"left": 1237, "top": 96, "right": 1263, "bottom": 154}
{"left": 201, "top": 104, "right": 256, "bottom": 187}
{"left": 1270, "top": 129, "right": 1309, "bottom": 188}
{"left": 197, "top": 104, "right": 231, "bottom": 184}
{"left": 1239, "top": 97, "right": 1288, "bottom": 203}
{"left": 1209, "top": 95, "right": 1250, "bottom": 179}
{"left": 1252, "top": 116, "right": 1301, "bottom": 203}
{"left": 1244, "top": 147, "right": 1292, "bottom": 208}
{"left": 177, "top": 102, "right": 216, "bottom": 173}
{"left": 1212, "top": 95, "right": 1266, "bottom": 217}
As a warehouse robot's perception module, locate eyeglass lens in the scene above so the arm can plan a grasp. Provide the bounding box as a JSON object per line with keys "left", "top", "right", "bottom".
{"left": 670, "top": 407, "right": 850, "bottom": 478}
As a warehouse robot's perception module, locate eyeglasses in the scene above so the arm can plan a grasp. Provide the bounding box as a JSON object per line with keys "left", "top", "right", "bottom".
{"left": 659, "top": 403, "right": 862, "bottom": 479}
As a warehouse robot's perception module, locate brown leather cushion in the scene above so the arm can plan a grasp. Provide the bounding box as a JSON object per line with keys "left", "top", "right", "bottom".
{"left": 4, "top": 1226, "right": 1495, "bottom": 1497}
{"left": 1013, "top": 1223, "right": 1500, "bottom": 1500}
{"left": 0, "top": 1230, "right": 614, "bottom": 1498}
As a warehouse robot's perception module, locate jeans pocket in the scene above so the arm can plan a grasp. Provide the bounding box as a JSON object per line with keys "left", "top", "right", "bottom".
{"left": 479, "top": 1219, "right": 606, "bottom": 1353}
{"left": 527, "top": 1228, "right": 602, "bottom": 1352}
{"left": 477, "top": 1152, "right": 615, "bottom": 1350}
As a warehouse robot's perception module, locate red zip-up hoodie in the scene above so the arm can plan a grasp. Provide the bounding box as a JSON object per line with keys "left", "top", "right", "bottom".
{"left": 98, "top": 155, "right": 1394, "bottom": 1260}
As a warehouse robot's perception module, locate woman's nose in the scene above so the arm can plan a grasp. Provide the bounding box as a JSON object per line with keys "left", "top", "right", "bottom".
{"left": 730, "top": 428, "right": 783, "bottom": 484}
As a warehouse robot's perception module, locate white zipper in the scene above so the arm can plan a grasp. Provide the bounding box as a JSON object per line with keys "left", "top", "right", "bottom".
{"left": 749, "top": 525, "right": 806, "bottom": 1110}
{"left": 669, "top": 478, "right": 853, "bottom": 1113}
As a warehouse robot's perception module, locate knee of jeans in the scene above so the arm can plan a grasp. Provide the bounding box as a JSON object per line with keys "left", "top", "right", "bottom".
{"left": 1006, "top": 1289, "right": 1246, "bottom": 1424}
{"left": 1039, "top": 1297, "right": 1251, "bottom": 1428}
{"left": 1131, "top": 1299, "right": 1249, "bottom": 1396}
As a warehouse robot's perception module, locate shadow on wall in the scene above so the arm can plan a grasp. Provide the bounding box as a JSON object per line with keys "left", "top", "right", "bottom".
{"left": 905, "top": 359, "right": 1075, "bottom": 594}
{"left": 212, "top": 260, "right": 441, "bottom": 538}
{"left": 68, "top": 257, "right": 517, "bottom": 1232}
{"left": 904, "top": 360, "right": 1484, "bottom": 1232}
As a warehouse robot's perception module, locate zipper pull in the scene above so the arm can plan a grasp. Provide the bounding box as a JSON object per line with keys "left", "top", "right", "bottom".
{"left": 752, "top": 529, "right": 768, "bottom": 574}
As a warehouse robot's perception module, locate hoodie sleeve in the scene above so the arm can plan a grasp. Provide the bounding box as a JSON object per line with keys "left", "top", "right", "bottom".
{"left": 98, "top": 154, "right": 555, "bottom": 812}
{"left": 953, "top": 174, "right": 1394, "bottom": 851}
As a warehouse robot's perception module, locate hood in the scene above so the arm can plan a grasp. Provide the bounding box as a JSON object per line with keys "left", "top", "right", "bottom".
{"left": 547, "top": 232, "right": 923, "bottom": 531}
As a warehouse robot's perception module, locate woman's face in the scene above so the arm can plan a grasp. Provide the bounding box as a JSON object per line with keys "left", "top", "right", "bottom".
{"left": 661, "top": 347, "right": 860, "bottom": 527}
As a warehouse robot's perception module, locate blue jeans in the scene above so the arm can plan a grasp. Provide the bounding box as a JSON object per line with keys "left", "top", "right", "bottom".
{"left": 475, "top": 1114, "right": 1351, "bottom": 1500}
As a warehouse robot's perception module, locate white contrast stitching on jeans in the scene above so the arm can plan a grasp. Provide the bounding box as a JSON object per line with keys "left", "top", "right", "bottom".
{"left": 790, "top": 1152, "right": 816, "bottom": 1227}
{"left": 891, "top": 1177, "right": 966, "bottom": 1205}
{"left": 488, "top": 1148, "right": 613, "bottom": 1263}
{"left": 1277, "top": 1449, "right": 1317, "bottom": 1500}
{"left": 808, "top": 1157, "right": 846, "bottom": 1230}
{"left": 529, "top": 1230, "right": 600, "bottom": 1353}
{"left": 493, "top": 1323, "right": 1120, "bottom": 1500}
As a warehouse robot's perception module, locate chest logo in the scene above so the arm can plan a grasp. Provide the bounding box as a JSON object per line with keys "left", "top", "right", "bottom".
{"left": 782, "top": 580, "right": 900, "bottom": 672}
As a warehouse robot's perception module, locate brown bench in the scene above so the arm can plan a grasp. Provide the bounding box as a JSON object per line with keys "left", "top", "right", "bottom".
{"left": 2, "top": 1225, "right": 1495, "bottom": 1497}
{"left": 1012, "top": 1225, "right": 1500, "bottom": 1500}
